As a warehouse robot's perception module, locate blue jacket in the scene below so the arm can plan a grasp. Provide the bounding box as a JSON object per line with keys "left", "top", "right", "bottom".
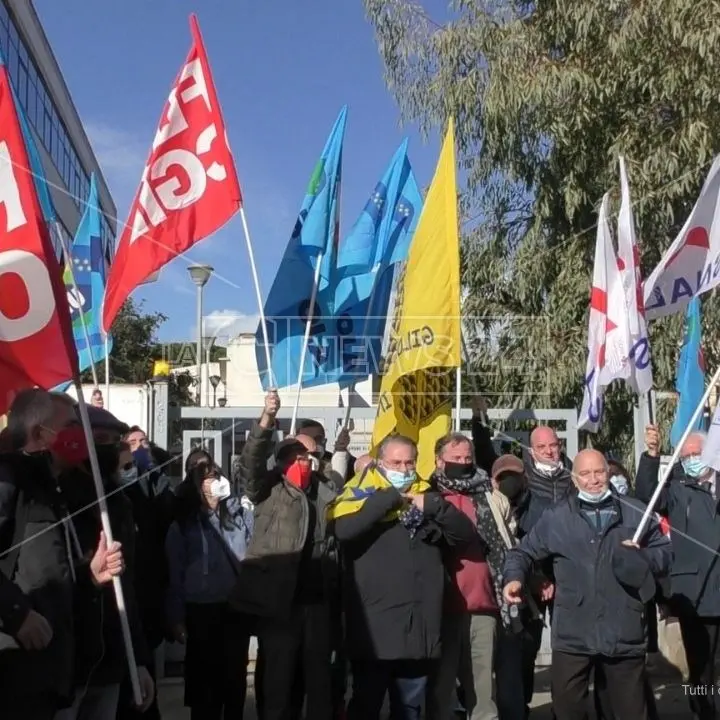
{"left": 503, "top": 493, "right": 671, "bottom": 658}
{"left": 165, "top": 496, "right": 253, "bottom": 627}
{"left": 635, "top": 452, "right": 720, "bottom": 617}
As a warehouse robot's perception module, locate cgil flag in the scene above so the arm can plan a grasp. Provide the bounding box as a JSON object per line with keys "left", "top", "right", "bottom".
{"left": 579, "top": 194, "right": 631, "bottom": 432}
{"left": 370, "top": 120, "right": 461, "bottom": 480}
{"left": 644, "top": 156, "right": 720, "bottom": 320}
{"left": 62, "top": 174, "right": 113, "bottom": 377}
{"left": 256, "top": 107, "right": 347, "bottom": 390}
{"left": 301, "top": 140, "right": 422, "bottom": 389}
{"left": 617, "top": 157, "right": 653, "bottom": 394}
{"left": 102, "top": 14, "right": 242, "bottom": 332}
{"left": 0, "top": 49, "right": 77, "bottom": 413}
{"left": 670, "top": 297, "right": 705, "bottom": 449}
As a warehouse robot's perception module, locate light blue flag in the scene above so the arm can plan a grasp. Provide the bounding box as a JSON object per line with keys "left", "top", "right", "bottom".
{"left": 53, "top": 174, "right": 113, "bottom": 390}
{"left": 670, "top": 297, "right": 705, "bottom": 448}
{"left": 256, "top": 107, "right": 348, "bottom": 390}
{"left": 300, "top": 142, "right": 422, "bottom": 389}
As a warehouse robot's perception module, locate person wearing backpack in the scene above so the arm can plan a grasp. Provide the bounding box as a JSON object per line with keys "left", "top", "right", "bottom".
{"left": 165, "top": 450, "right": 255, "bottom": 720}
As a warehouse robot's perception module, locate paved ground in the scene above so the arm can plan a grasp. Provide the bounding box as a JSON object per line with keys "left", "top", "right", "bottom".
{"left": 157, "top": 658, "right": 691, "bottom": 718}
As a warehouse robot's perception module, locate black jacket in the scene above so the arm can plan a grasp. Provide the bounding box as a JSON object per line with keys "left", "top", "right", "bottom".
{"left": 519, "top": 449, "right": 574, "bottom": 534}
{"left": 123, "top": 477, "right": 175, "bottom": 649}
{"left": 60, "top": 471, "right": 150, "bottom": 687}
{"left": 333, "top": 488, "right": 475, "bottom": 661}
{"left": 0, "top": 452, "right": 76, "bottom": 700}
{"left": 503, "top": 493, "right": 672, "bottom": 658}
{"left": 635, "top": 452, "right": 720, "bottom": 617}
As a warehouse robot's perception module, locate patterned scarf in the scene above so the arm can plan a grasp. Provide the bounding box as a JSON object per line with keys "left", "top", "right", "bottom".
{"left": 434, "top": 466, "right": 515, "bottom": 630}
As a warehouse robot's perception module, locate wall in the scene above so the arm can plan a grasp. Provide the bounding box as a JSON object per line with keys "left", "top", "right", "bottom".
{"left": 65, "top": 383, "right": 150, "bottom": 431}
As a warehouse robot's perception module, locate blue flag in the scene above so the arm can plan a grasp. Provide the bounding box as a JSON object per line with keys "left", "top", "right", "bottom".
{"left": 670, "top": 297, "right": 705, "bottom": 448}
{"left": 59, "top": 174, "right": 113, "bottom": 383}
{"left": 256, "top": 107, "right": 347, "bottom": 390}
{"left": 300, "top": 142, "right": 422, "bottom": 389}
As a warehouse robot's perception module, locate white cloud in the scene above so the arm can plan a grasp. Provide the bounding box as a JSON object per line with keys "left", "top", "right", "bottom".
{"left": 196, "top": 310, "right": 260, "bottom": 345}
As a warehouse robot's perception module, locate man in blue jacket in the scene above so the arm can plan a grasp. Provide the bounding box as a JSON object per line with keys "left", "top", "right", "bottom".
{"left": 503, "top": 449, "right": 671, "bottom": 720}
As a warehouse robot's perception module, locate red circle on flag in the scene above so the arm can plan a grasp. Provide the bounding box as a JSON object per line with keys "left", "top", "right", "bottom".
{"left": 0, "top": 271, "right": 30, "bottom": 320}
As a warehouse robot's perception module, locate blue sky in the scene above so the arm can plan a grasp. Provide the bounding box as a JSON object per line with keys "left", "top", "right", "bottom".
{"left": 35, "top": 0, "right": 448, "bottom": 342}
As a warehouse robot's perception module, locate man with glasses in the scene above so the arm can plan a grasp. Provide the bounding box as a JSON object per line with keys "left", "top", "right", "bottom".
{"left": 504, "top": 449, "right": 671, "bottom": 720}
{"left": 636, "top": 426, "right": 720, "bottom": 720}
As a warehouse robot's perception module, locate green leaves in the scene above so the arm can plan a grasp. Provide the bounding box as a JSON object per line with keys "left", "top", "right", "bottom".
{"left": 366, "top": 0, "right": 720, "bottom": 466}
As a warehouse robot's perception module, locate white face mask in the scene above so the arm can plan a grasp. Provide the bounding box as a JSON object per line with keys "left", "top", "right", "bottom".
{"left": 209, "top": 477, "right": 231, "bottom": 500}
{"left": 610, "top": 475, "right": 629, "bottom": 495}
{"left": 534, "top": 459, "right": 560, "bottom": 476}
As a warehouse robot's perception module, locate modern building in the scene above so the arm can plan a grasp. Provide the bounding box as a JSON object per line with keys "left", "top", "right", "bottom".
{"left": 0, "top": 0, "right": 117, "bottom": 261}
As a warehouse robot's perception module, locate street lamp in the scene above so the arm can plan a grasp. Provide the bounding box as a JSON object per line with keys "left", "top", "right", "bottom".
{"left": 188, "top": 265, "right": 213, "bottom": 407}
{"left": 203, "top": 335, "right": 216, "bottom": 407}
{"left": 209, "top": 375, "right": 222, "bottom": 407}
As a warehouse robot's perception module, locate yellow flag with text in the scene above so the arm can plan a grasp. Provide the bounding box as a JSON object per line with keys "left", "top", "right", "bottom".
{"left": 371, "top": 120, "right": 461, "bottom": 479}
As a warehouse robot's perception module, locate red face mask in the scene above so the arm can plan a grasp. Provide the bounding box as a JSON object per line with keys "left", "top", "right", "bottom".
{"left": 51, "top": 426, "right": 89, "bottom": 464}
{"left": 286, "top": 460, "right": 312, "bottom": 490}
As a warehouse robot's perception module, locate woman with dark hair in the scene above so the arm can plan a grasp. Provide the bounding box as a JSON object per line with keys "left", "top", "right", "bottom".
{"left": 165, "top": 450, "right": 254, "bottom": 720}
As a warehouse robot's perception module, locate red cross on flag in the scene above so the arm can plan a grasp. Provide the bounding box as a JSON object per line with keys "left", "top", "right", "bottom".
{"left": 643, "top": 156, "right": 719, "bottom": 320}
{"left": 617, "top": 156, "right": 653, "bottom": 395}
{"left": 579, "top": 194, "right": 630, "bottom": 432}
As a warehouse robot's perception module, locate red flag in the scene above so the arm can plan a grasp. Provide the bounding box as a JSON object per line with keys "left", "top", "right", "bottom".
{"left": 102, "top": 15, "right": 242, "bottom": 331}
{"left": 0, "top": 60, "right": 77, "bottom": 413}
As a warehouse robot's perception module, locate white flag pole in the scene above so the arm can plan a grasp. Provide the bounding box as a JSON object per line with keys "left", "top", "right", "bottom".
{"left": 239, "top": 208, "right": 275, "bottom": 389}
{"left": 104, "top": 332, "right": 111, "bottom": 411}
{"left": 290, "top": 252, "right": 324, "bottom": 435}
{"left": 454, "top": 365, "right": 462, "bottom": 432}
{"left": 74, "top": 382, "right": 143, "bottom": 704}
{"left": 56, "top": 222, "right": 98, "bottom": 389}
{"left": 632, "top": 364, "right": 720, "bottom": 543}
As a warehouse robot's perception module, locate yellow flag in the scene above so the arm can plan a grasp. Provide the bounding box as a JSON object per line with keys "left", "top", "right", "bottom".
{"left": 371, "top": 119, "right": 461, "bottom": 479}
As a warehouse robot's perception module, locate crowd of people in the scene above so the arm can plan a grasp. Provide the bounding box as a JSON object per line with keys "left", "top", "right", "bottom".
{"left": 1, "top": 388, "right": 720, "bottom": 720}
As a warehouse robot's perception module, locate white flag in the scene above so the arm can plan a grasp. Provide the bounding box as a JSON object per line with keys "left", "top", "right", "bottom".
{"left": 701, "top": 403, "right": 720, "bottom": 472}
{"left": 617, "top": 157, "right": 653, "bottom": 394}
{"left": 644, "top": 156, "right": 720, "bottom": 320}
{"left": 579, "top": 194, "right": 631, "bottom": 431}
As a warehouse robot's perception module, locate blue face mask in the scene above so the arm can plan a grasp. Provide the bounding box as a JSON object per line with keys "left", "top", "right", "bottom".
{"left": 133, "top": 447, "right": 153, "bottom": 473}
{"left": 384, "top": 469, "right": 417, "bottom": 491}
{"left": 682, "top": 457, "right": 709, "bottom": 478}
{"left": 577, "top": 488, "right": 612, "bottom": 504}
{"left": 118, "top": 466, "right": 138, "bottom": 487}
{"left": 610, "top": 475, "right": 629, "bottom": 495}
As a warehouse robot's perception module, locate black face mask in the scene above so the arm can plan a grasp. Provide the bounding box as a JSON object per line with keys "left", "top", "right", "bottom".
{"left": 444, "top": 461, "right": 476, "bottom": 480}
{"left": 497, "top": 473, "right": 525, "bottom": 502}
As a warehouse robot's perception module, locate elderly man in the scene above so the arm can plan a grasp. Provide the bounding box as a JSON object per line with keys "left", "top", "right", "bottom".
{"left": 330, "top": 434, "right": 475, "bottom": 720}
{"left": 233, "top": 391, "right": 338, "bottom": 720}
{"left": 635, "top": 426, "right": 720, "bottom": 720}
{"left": 503, "top": 449, "right": 671, "bottom": 720}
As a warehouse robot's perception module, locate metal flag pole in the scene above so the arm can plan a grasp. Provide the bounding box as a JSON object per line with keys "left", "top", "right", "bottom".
{"left": 290, "top": 252, "right": 324, "bottom": 435}
{"left": 104, "top": 332, "right": 111, "bottom": 410}
{"left": 632, "top": 364, "right": 720, "bottom": 543}
{"left": 74, "top": 383, "right": 143, "bottom": 704}
{"left": 239, "top": 207, "right": 276, "bottom": 388}
{"left": 55, "top": 222, "right": 98, "bottom": 389}
{"left": 454, "top": 364, "right": 462, "bottom": 432}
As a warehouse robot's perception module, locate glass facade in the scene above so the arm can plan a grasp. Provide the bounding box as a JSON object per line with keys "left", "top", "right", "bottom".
{"left": 0, "top": 2, "right": 115, "bottom": 258}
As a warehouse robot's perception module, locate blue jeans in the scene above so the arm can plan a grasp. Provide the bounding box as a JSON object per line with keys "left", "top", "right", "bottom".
{"left": 347, "top": 660, "right": 429, "bottom": 720}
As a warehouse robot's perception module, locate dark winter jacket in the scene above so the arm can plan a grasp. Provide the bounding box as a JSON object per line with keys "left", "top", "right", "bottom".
{"left": 519, "top": 448, "right": 574, "bottom": 534}
{"left": 332, "top": 487, "right": 475, "bottom": 661}
{"left": 230, "top": 422, "right": 338, "bottom": 618}
{"left": 0, "top": 452, "right": 77, "bottom": 701}
{"left": 635, "top": 452, "right": 720, "bottom": 617}
{"left": 60, "top": 470, "right": 150, "bottom": 687}
{"left": 503, "top": 493, "right": 672, "bottom": 658}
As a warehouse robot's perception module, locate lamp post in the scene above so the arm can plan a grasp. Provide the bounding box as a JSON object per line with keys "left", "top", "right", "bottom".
{"left": 187, "top": 265, "right": 213, "bottom": 407}
{"left": 209, "top": 375, "right": 222, "bottom": 407}
{"left": 203, "top": 335, "right": 216, "bottom": 407}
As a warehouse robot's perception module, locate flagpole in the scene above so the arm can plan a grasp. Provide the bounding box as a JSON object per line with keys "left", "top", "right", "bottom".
{"left": 104, "top": 332, "right": 111, "bottom": 410}
{"left": 455, "top": 365, "right": 462, "bottom": 432}
{"left": 290, "top": 252, "right": 324, "bottom": 435}
{"left": 55, "top": 222, "right": 98, "bottom": 389}
{"left": 632, "top": 364, "right": 720, "bottom": 543}
{"left": 239, "top": 208, "right": 275, "bottom": 388}
{"left": 74, "top": 381, "right": 143, "bottom": 704}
